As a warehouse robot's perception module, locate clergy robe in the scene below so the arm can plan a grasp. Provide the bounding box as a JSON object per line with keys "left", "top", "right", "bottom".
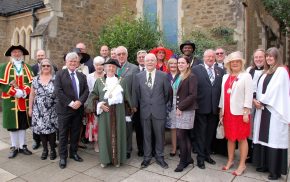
{"left": 253, "top": 67, "right": 290, "bottom": 175}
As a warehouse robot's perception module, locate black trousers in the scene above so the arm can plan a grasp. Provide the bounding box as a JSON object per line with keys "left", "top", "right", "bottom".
{"left": 177, "top": 129, "right": 192, "bottom": 166}
{"left": 132, "top": 110, "right": 144, "bottom": 153}
{"left": 194, "top": 113, "right": 218, "bottom": 162}
{"left": 33, "top": 132, "right": 41, "bottom": 144}
{"left": 58, "top": 111, "right": 82, "bottom": 159}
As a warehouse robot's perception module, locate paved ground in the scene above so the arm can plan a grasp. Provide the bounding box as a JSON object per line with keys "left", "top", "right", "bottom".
{"left": 0, "top": 114, "right": 289, "bottom": 182}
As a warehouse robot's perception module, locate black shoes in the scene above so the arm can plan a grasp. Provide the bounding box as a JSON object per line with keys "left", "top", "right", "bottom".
{"left": 156, "top": 159, "right": 169, "bottom": 169}
{"left": 69, "top": 154, "right": 83, "bottom": 162}
{"left": 50, "top": 149, "right": 57, "bottom": 160}
{"left": 197, "top": 160, "right": 205, "bottom": 169}
{"left": 8, "top": 147, "right": 18, "bottom": 158}
{"left": 205, "top": 157, "right": 216, "bottom": 165}
{"left": 268, "top": 174, "right": 281, "bottom": 180}
{"left": 174, "top": 165, "right": 184, "bottom": 172}
{"left": 18, "top": 145, "right": 32, "bottom": 155}
{"left": 170, "top": 152, "right": 176, "bottom": 157}
{"left": 141, "top": 160, "right": 150, "bottom": 168}
{"left": 126, "top": 153, "right": 131, "bottom": 159}
{"left": 32, "top": 141, "right": 41, "bottom": 150}
{"left": 256, "top": 167, "right": 268, "bottom": 172}
{"left": 137, "top": 151, "right": 144, "bottom": 157}
{"left": 59, "top": 158, "right": 67, "bottom": 169}
{"left": 41, "top": 150, "right": 48, "bottom": 160}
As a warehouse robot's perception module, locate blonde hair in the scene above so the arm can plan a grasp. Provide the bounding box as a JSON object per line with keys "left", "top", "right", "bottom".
{"left": 39, "top": 58, "right": 55, "bottom": 76}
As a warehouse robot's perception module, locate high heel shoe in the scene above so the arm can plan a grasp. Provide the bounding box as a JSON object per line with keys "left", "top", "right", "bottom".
{"left": 222, "top": 162, "right": 234, "bottom": 171}
{"left": 232, "top": 167, "right": 246, "bottom": 176}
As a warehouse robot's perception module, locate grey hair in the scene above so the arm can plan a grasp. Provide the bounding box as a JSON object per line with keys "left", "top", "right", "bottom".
{"left": 203, "top": 49, "right": 215, "bottom": 57}
{"left": 65, "top": 52, "right": 79, "bottom": 62}
{"left": 145, "top": 53, "right": 157, "bottom": 62}
{"left": 39, "top": 58, "right": 55, "bottom": 76}
{"left": 116, "top": 46, "right": 128, "bottom": 55}
{"left": 93, "top": 56, "right": 105, "bottom": 65}
{"left": 137, "top": 50, "right": 147, "bottom": 56}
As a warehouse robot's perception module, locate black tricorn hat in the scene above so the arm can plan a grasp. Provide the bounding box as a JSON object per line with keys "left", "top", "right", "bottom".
{"left": 180, "top": 40, "right": 196, "bottom": 54}
{"left": 102, "top": 58, "right": 121, "bottom": 68}
{"left": 5, "top": 45, "right": 29, "bottom": 56}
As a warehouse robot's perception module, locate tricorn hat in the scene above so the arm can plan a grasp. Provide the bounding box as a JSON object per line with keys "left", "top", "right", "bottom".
{"left": 102, "top": 58, "right": 121, "bottom": 68}
{"left": 180, "top": 40, "right": 196, "bottom": 54}
{"left": 5, "top": 45, "right": 29, "bottom": 57}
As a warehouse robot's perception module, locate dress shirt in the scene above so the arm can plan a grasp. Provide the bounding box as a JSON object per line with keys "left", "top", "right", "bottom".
{"left": 139, "top": 65, "right": 145, "bottom": 72}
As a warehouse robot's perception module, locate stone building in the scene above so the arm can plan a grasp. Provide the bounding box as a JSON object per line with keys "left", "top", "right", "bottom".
{"left": 0, "top": 0, "right": 289, "bottom": 68}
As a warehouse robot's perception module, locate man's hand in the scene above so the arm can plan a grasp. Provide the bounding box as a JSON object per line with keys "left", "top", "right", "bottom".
{"left": 100, "top": 103, "right": 109, "bottom": 112}
{"left": 131, "top": 107, "right": 137, "bottom": 113}
{"left": 72, "top": 100, "right": 82, "bottom": 110}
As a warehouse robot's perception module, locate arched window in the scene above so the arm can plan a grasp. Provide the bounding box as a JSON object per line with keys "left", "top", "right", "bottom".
{"left": 20, "top": 30, "right": 26, "bottom": 48}
{"left": 13, "top": 30, "right": 20, "bottom": 45}
{"left": 142, "top": 0, "right": 179, "bottom": 45}
{"left": 26, "top": 27, "right": 33, "bottom": 58}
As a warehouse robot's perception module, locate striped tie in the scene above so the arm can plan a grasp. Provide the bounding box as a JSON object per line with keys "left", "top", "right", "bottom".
{"left": 207, "top": 67, "right": 214, "bottom": 85}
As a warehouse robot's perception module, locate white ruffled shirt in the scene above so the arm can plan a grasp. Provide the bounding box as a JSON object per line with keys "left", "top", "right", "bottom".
{"left": 97, "top": 76, "right": 124, "bottom": 115}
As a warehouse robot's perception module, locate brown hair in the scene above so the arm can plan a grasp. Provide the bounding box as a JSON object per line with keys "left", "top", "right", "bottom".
{"left": 178, "top": 56, "right": 191, "bottom": 80}
{"left": 264, "top": 47, "right": 283, "bottom": 74}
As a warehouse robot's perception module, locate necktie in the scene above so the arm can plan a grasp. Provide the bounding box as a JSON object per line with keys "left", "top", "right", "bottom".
{"left": 70, "top": 72, "right": 78, "bottom": 99}
{"left": 142, "top": 67, "right": 145, "bottom": 71}
{"left": 147, "top": 72, "right": 152, "bottom": 88}
{"left": 207, "top": 67, "right": 214, "bottom": 85}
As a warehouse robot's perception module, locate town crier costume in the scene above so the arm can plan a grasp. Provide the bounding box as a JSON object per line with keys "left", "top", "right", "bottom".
{"left": 0, "top": 45, "right": 34, "bottom": 158}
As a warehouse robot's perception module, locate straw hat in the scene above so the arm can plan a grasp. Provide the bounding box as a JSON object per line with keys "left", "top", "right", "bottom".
{"left": 224, "top": 51, "right": 246, "bottom": 65}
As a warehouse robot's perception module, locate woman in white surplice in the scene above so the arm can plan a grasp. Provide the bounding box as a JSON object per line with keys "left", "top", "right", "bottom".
{"left": 252, "top": 47, "right": 290, "bottom": 180}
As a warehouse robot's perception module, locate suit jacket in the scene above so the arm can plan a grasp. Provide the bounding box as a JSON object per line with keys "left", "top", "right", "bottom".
{"left": 134, "top": 70, "right": 170, "bottom": 120}
{"left": 192, "top": 65, "right": 225, "bottom": 114}
{"left": 54, "top": 69, "right": 89, "bottom": 114}
{"left": 119, "top": 62, "right": 139, "bottom": 95}
{"left": 219, "top": 72, "right": 253, "bottom": 115}
{"left": 176, "top": 73, "right": 198, "bottom": 111}
{"left": 31, "top": 63, "right": 58, "bottom": 76}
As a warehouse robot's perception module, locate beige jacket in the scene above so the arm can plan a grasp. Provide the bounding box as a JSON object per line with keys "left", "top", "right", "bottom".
{"left": 219, "top": 72, "right": 253, "bottom": 115}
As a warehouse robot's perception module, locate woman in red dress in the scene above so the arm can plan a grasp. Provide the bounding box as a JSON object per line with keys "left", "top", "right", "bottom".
{"left": 219, "top": 51, "right": 253, "bottom": 176}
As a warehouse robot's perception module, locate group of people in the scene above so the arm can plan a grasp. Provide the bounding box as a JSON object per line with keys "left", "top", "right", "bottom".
{"left": 0, "top": 40, "right": 289, "bottom": 180}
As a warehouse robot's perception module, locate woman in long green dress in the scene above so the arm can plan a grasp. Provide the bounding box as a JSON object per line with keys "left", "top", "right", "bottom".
{"left": 85, "top": 59, "right": 131, "bottom": 167}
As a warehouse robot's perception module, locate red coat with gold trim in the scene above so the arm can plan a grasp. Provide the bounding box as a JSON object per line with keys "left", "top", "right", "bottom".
{"left": 0, "top": 62, "right": 33, "bottom": 129}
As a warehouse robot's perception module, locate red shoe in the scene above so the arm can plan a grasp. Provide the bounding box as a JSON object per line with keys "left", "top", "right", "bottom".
{"left": 222, "top": 162, "right": 234, "bottom": 171}
{"left": 232, "top": 167, "right": 246, "bottom": 176}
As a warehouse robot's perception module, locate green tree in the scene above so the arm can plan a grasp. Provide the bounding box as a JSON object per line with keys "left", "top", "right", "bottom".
{"left": 262, "top": 0, "right": 290, "bottom": 33}
{"left": 96, "top": 11, "right": 162, "bottom": 64}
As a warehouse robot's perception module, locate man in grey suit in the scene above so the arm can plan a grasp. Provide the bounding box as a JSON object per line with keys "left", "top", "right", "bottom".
{"left": 133, "top": 53, "right": 170, "bottom": 169}
{"left": 116, "top": 46, "right": 139, "bottom": 159}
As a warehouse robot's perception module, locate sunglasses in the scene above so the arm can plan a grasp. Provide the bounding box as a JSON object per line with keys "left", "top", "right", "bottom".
{"left": 216, "top": 52, "right": 224, "bottom": 55}
{"left": 42, "top": 65, "right": 51, "bottom": 68}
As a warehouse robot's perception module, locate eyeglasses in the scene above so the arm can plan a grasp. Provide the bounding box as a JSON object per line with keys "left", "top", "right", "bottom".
{"left": 117, "top": 52, "right": 126, "bottom": 56}
{"left": 216, "top": 52, "right": 224, "bottom": 55}
{"left": 42, "top": 65, "right": 51, "bottom": 68}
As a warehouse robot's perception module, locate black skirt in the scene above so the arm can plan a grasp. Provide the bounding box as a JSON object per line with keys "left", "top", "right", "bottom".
{"left": 253, "top": 144, "right": 288, "bottom": 175}
{"left": 7, "top": 111, "right": 30, "bottom": 131}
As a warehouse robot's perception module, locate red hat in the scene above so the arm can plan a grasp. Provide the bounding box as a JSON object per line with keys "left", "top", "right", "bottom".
{"left": 150, "top": 47, "right": 173, "bottom": 60}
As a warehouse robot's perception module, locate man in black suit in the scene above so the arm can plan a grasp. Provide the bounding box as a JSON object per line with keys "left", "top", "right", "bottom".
{"left": 214, "top": 47, "right": 226, "bottom": 70}
{"left": 54, "top": 52, "right": 89, "bottom": 169}
{"left": 192, "top": 49, "right": 225, "bottom": 169}
{"left": 31, "top": 49, "right": 58, "bottom": 150}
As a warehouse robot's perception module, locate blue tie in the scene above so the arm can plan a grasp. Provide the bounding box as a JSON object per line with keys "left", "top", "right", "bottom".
{"left": 70, "top": 72, "right": 78, "bottom": 99}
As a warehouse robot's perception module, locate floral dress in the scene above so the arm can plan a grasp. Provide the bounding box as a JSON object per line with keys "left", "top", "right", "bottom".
{"left": 31, "top": 76, "right": 58, "bottom": 135}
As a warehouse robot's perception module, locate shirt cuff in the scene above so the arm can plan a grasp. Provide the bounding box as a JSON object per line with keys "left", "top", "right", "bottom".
{"left": 96, "top": 101, "right": 106, "bottom": 115}
{"left": 68, "top": 101, "right": 75, "bottom": 108}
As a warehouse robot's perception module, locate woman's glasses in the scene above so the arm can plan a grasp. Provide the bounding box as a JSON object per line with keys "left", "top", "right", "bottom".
{"left": 42, "top": 65, "right": 51, "bottom": 68}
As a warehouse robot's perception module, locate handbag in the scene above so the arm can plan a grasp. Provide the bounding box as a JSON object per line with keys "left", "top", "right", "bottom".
{"left": 216, "top": 120, "right": 224, "bottom": 139}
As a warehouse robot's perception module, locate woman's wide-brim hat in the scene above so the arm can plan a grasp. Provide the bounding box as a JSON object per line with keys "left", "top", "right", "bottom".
{"left": 102, "top": 58, "right": 121, "bottom": 68}
{"left": 149, "top": 47, "right": 173, "bottom": 60}
{"left": 180, "top": 40, "right": 196, "bottom": 54}
{"left": 5, "top": 45, "right": 29, "bottom": 57}
{"left": 224, "top": 51, "right": 246, "bottom": 65}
